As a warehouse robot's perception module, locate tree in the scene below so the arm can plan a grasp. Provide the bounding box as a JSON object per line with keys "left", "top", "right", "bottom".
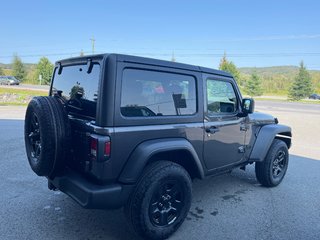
{"left": 0, "top": 66, "right": 4, "bottom": 75}
{"left": 36, "top": 57, "right": 54, "bottom": 85}
{"left": 245, "top": 71, "right": 263, "bottom": 96}
{"left": 12, "top": 55, "right": 26, "bottom": 81}
{"left": 219, "top": 52, "right": 241, "bottom": 85}
{"left": 26, "top": 66, "right": 38, "bottom": 84}
{"left": 80, "top": 49, "right": 84, "bottom": 56}
{"left": 288, "top": 61, "right": 313, "bottom": 101}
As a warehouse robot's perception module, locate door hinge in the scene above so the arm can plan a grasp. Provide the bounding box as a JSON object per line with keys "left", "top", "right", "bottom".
{"left": 240, "top": 124, "right": 248, "bottom": 131}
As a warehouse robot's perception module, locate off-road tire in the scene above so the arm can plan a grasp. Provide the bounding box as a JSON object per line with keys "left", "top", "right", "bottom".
{"left": 24, "top": 96, "right": 71, "bottom": 177}
{"left": 255, "top": 139, "right": 289, "bottom": 187}
{"left": 125, "top": 161, "right": 192, "bottom": 240}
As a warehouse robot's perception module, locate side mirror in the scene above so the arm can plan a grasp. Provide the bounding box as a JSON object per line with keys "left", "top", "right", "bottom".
{"left": 241, "top": 98, "right": 255, "bottom": 116}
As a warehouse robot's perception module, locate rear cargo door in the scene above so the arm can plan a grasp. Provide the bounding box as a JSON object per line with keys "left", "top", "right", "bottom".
{"left": 50, "top": 62, "right": 101, "bottom": 170}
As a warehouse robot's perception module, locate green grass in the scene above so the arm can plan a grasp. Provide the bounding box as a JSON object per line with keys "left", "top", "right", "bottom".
{"left": 297, "top": 99, "right": 320, "bottom": 104}
{"left": 0, "top": 87, "right": 47, "bottom": 106}
{"left": 0, "top": 87, "right": 47, "bottom": 96}
{"left": 262, "top": 91, "right": 288, "bottom": 96}
{"left": 0, "top": 102, "right": 29, "bottom": 106}
{"left": 254, "top": 97, "right": 287, "bottom": 102}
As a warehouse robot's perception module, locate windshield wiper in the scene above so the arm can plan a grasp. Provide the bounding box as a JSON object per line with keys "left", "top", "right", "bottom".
{"left": 87, "top": 59, "right": 93, "bottom": 73}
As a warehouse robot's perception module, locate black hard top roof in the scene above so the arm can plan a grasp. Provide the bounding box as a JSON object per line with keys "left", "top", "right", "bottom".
{"left": 56, "top": 53, "right": 232, "bottom": 78}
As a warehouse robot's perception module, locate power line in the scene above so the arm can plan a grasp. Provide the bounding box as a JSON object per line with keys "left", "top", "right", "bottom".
{"left": 1, "top": 51, "right": 320, "bottom": 59}
{"left": 0, "top": 51, "right": 91, "bottom": 59}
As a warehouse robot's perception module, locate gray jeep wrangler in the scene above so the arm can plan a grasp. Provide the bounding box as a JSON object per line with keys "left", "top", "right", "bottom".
{"left": 24, "top": 54, "right": 292, "bottom": 239}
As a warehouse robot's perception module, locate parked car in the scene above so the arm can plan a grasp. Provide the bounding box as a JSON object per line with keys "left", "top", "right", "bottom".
{"left": 0, "top": 76, "right": 20, "bottom": 85}
{"left": 309, "top": 93, "right": 320, "bottom": 100}
{"left": 24, "top": 54, "right": 292, "bottom": 240}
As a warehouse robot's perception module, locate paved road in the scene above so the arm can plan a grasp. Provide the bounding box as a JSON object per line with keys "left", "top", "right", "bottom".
{"left": 255, "top": 100, "right": 320, "bottom": 159}
{"left": 0, "top": 102, "right": 319, "bottom": 240}
{"left": 256, "top": 100, "right": 320, "bottom": 114}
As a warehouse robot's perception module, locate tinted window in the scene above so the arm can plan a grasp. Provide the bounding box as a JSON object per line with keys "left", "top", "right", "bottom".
{"left": 121, "top": 69, "right": 196, "bottom": 117}
{"left": 51, "top": 64, "right": 100, "bottom": 119}
{"left": 206, "top": 79, "right": 238, "bottom": 114}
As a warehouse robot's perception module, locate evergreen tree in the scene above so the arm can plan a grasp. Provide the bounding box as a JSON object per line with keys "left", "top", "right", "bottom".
{"left": 246, "top": 71, "right": 263, "bottom": 96}
{"left": 219, "top": 52, "right": 241, "bottom": 85}
{"left": 12, "top": 55, "right": 26, "bottom": 81}
{"left": 288, "top": 62, "right": 313, "bottom": 100}
{"left": 36, "top": 57, "right": 54, "bottom": 85}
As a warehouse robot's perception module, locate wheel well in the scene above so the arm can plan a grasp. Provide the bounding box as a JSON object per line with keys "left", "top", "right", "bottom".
{"left": 147, "top": 150, "right": 201, "bottom": 179}
{"left": 275, "top": 131, "right": 292, "bottom": 149}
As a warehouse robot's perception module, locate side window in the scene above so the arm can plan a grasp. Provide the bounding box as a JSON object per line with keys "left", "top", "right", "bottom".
{"left": 121, "top": 69, "right": 196, "bottom": 117}
{"left": 206, "top": 79, "right": 238, "bottom": 114}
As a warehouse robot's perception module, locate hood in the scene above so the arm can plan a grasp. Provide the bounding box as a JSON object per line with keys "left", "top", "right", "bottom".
{"left": 248, "top": 112, "right": 276, "bottom": 125}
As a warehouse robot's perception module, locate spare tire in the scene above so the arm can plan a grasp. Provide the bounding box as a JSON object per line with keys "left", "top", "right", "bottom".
{"left": 24, "top": 96, "right": 71, "bottom": 177}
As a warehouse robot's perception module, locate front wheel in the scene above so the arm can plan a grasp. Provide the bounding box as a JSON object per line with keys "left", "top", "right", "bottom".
{"left": 255, "top": 139, "right": 289, "bottom": 187}
{"left": 125, "top": 161, "right": 192, "bottom": 240}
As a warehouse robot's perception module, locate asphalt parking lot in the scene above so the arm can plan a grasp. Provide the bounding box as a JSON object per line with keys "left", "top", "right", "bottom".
{"left": 0, "top": 101, "right": 319, "bottom": 240}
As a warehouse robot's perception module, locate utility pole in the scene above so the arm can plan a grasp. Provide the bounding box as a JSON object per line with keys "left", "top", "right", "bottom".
{"left": 39, "top": 74, "right": 42, "bottom": 85}
{"left": 171, "top": 51, "right": 176, "bottom": 62}
{"left": 90, "top": 36, "right": 95, "bottom": 54}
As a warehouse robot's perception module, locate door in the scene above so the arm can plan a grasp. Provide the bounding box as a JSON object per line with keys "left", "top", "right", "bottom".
{"left": 203, "top": 77, "right": 246, "bottom": 171}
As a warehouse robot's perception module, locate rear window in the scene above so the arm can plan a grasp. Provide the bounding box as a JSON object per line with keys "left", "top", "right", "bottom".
{"left": 51, "top": 64, "right": 100, "bottom": 119}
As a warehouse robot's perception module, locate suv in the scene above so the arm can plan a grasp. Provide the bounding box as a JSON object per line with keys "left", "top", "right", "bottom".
{"left": 24, "top": 54, "right": 292, "bottom": 239}
{"left": 309, "top": 93, "right": 320, "bottom": 100}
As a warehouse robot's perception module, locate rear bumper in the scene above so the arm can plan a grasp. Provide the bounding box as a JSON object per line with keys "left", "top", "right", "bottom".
{"left": 49, "top": 171, "right": 134, "bottom": 209}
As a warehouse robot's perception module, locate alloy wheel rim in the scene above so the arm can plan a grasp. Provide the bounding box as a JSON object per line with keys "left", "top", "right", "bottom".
{"left": 272, "top": 150, "right": 286, "bottom": 178}
{"left": 28, "top": 112, "right": 41, "bottom": 162}
{"left": 149, "top": 181, "right": 184, "bottom": 227}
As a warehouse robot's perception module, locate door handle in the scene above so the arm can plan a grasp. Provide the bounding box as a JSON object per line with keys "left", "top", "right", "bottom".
{"left": 205, "top": 126, "right": 220, "bottom": 134}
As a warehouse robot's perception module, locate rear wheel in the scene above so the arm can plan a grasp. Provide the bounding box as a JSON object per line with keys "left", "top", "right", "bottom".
{"left": 255, "top": 139, "right": 289, "bottom": 187}
{"left": 125, "top": 161, "right": 192, "bottom": 240}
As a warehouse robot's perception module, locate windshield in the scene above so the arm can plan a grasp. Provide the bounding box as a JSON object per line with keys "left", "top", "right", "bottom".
{"left": 51, "top": 64, "right": 100, "bottom": 119}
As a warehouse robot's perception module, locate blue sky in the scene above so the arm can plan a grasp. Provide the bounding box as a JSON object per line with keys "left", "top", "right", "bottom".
{"left": 1, "top": 0, "right": 320, "bottom": 69}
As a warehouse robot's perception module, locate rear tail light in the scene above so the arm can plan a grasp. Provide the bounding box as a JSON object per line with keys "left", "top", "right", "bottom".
{"left": 90, "top": 136, "right": 111, "bottom": 161}
{"left": 90, "top": 137, "right": 98, "bottom": 158}
{"left": 104, "top": 141, "right": 111, "bottom": 157}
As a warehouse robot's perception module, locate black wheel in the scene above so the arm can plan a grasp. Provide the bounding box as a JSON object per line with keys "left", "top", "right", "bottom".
{"left": 125, "top": 161, "right": 192, "bottom": 240}
{"left": 24, "top": 96, "right": 71, "bottom": 177}
{"left": 255, "top": 139, "right": 289, "bottom": 187}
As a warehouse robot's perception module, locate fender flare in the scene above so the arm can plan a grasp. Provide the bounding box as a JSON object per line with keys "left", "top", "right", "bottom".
{"left": 118, "top": 138, "right": 204, "bottom": 184}
{"left": 249, "top": 124, "right": 292, "bottom": 162}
